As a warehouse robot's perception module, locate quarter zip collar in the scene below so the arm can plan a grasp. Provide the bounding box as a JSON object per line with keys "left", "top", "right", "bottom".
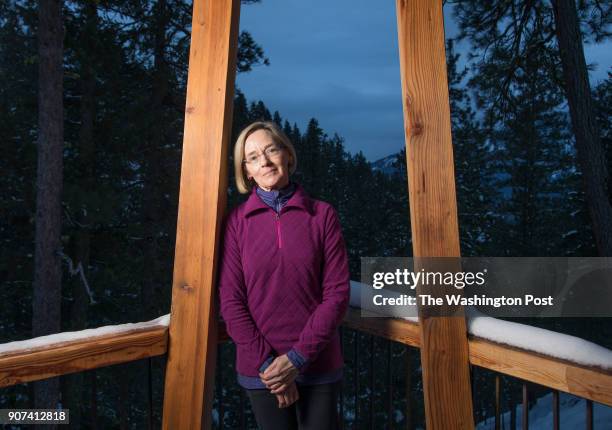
{"left": 243, "top": 182, "right": 314, "bottom": 218}
{"left": 256, "top": 181, "right": 296, "bottom": 213}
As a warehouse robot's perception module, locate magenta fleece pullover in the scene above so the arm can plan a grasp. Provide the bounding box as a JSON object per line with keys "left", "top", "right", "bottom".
{"left": 218, "top": 183, "right": 350, "bottom": 378}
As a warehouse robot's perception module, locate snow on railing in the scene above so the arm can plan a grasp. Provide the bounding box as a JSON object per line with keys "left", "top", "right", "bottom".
{"left": 2, "top": 281, "right": 610, "bottom": 371}
{"left": 349, "top": 280, "right": 612, "bottom": 370}
{"left": 0, "top": 314, "right": 170, "bottom": 357}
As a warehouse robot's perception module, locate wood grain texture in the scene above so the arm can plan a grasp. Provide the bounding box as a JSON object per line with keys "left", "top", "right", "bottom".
{"left": 161, "top": 1, "right": 240, "bottom": 429}
{"left": 0, "top": 325, "right": 167, "bottom": 388}
{"left": 396, "top": 0, "right": 474, "bottom": 427}
{"left": 341, "top": 311, "right": 612, "bottom": 407}
{"left": 3, "top": 313, "right": 608, "bottom": 410}
{"left": 342, "top": 307, "right": 420, "bottom": 348}
{"left": 469, "top": 337, "right": 612, "bottom": 407}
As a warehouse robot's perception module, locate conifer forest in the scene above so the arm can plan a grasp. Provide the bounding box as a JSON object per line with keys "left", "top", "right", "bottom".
{"left": 1, "top": 0, "right": 611, "bottom": 428}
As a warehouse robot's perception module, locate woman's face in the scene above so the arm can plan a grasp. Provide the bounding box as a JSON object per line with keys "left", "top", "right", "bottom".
{"left": 243, "top": 129, "right": 291, "bottom": 191}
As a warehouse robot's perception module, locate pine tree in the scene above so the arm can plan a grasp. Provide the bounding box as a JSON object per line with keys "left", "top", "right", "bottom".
{"left": 0, "top": 0, "right": 38, "bottom": 349}
{"left": 446, "top": 39, "right": 497, "bottom": 256}
{"left": 478, "top": 37, "right": 577, "bottom": 255}
{"left": 453, "top": 0, "right": 612, "bottom": 255}
{"left": 249, "top": 100, "right": 271, "bottom": 121}
{"left": 33, "top": 0, "right": 64, "bottom": 413}
{"left": 272, "top": 110, "right": 282, "bottom": 127}
{"left": 301, "top": 118, "right": 325, "bottom": 195}
{"left": 552, "top": 0, "right": 612, "bottom": 255}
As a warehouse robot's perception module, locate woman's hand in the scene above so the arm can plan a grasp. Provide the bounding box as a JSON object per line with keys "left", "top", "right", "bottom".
{"left": 274, "top": 381, "right": 299, "bottom": 408}
{"left": 259, "top": 354, "right": 299, "bottom": 394}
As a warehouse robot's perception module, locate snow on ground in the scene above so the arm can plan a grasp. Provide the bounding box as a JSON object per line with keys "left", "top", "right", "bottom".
{"left": 0, "top": 314, "right": 170, "bottom": 356}
{"left": 477, "top": 391, "right": 612, "bottom": 429}
{"left": 351, "top": 280, "right": 612, "bottom": 427}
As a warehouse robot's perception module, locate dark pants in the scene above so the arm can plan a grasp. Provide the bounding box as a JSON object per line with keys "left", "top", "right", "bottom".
{"left": 246, "top": 381, "right": 340, "bottom": 430}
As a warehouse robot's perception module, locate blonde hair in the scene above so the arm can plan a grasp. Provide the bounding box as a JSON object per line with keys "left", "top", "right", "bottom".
{"left": 233, "top": 121, "right": 298, "bottom": 194}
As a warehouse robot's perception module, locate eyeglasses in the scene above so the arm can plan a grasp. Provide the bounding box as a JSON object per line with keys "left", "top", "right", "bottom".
{"left": 243, "top": 144, "right": 284, "bottom": 165}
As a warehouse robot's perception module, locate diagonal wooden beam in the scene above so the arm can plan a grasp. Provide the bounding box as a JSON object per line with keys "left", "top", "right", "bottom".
{"left": 396, "top": 0, "right": 474, "bottom": 428}
{"left": 162, "top": 1, "right": 240, "bottom": 428}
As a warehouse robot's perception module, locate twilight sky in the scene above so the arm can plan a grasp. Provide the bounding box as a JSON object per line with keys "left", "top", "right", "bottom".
{"left": 236, "top": 0, "right": 611, "bottom": 161}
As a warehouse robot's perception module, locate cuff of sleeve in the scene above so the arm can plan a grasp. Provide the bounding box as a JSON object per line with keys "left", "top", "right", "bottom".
{"left": 258, "top": 355, "right": 275, "bottom": 373}
{"left": 287, "top": 348, "right": 307, "bottom": 370}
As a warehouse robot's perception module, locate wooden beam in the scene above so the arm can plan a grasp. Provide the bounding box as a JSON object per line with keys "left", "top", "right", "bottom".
{"left": 343, "top": 307, "right": 420, "bottom": 348}
{"left": 5, "top": 312, "right": 609, "bottom": 409}
{"left": 469, "top": 337, "right": 612, "bottom": 407}
{"left": 161, "top": 1, "right": 240, "bottom": 429}
{"left": 396, "top": 0, "right": 474, "bottom": 428}
{"left": 341, "top": 311, "right": 612, "bottom": 407}
{"left": 0, "top": 325, "right": 167, "bottom": 388}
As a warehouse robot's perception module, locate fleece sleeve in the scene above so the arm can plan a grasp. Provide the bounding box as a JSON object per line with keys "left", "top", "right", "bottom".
{"left": 218, "top": 213, "right": 275, "bottom": 371}
{"left": 290, "top": 206, "right": 350, "bottom": 368}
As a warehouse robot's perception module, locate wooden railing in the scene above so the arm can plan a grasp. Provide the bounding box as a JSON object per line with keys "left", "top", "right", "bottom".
{"left": 1, "top": 308, "right": 611, "bottom": 425}
{"left": 342, "top": 308, "right": 612, "bottom": 408}
{"left": 0, "top": 322, "right": 168, "bottom": 388}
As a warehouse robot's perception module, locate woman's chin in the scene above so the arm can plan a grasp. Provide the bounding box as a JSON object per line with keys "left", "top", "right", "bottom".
{"left": 260, "top": 176, "right": 287, "bottom": 190}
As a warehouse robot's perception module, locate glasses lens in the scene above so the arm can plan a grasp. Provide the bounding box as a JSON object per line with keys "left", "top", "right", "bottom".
{"left": 266, "top": 145, "right": 282, "bottom": 157}
{"left": 244, "top": 145, "right": 282, "bottom": 164}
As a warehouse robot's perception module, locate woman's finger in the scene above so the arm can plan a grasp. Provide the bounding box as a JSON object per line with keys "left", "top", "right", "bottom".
{"left": 264, "top": 375, "right": 285, "bottom": 386}
{"left": 263, "top": 366, "right": 293, "bottom": 381}
{"left": 264, "top": 378, "right": 283, "bottom": 387}
{"left": 260, "top": 371, "right": 279, "bottom": 382}
{"left": 278, "top": 392, "right": 289, "bottom": 408}
{"left": 287, "top": 386, "right": 299, "bottom": 405}
{"left": 270, "top": 371, "right": 294, "bottom": 384}
{"left": 270, "top": 383, "right": 288, "bottom": 394}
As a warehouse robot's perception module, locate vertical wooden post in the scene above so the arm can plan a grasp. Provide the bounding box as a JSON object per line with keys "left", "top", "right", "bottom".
{"left": 162, "top": 1, "right": 240, "bottom": 428}
{"left": 395, "top": 0, "right": 474, "bottom": 428}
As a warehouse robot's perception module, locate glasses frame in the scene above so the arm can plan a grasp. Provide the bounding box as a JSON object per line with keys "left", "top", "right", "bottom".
{"left": 242, "top": 143, "right": 284, "bottom": 165}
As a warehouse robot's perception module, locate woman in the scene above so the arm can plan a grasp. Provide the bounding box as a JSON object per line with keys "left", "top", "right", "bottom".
{"left": 218, "top": 121, "right": 350, "bottom": 430}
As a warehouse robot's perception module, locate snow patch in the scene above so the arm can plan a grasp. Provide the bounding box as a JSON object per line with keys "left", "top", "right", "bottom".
{"left": 477, "top": 391, "right": 612, "bottom": 429}
{"left": 467, "top": 308, "right": 612, "bottom": 370}
{"left": 349, "top": 281, "right": 612, "bottom": 370}
{"left": 0, "top": 314, "right": 170, "bottom": 356}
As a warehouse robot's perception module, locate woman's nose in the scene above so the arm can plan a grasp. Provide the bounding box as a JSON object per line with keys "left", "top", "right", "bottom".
{"left": 259, "top": 155, "right": 272, "bottom": 167}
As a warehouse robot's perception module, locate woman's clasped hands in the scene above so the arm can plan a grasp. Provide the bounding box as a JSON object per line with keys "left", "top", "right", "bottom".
{"left": 259, "top": 354, "right": 300, "bottom": 408}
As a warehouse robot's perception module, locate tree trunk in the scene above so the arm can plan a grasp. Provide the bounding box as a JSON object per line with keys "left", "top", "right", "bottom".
{"left": 552, "top": 0, "right": 612, "bottom": 256}
{"left": 33, "top": 0, "right": 64, "bottom": 423}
